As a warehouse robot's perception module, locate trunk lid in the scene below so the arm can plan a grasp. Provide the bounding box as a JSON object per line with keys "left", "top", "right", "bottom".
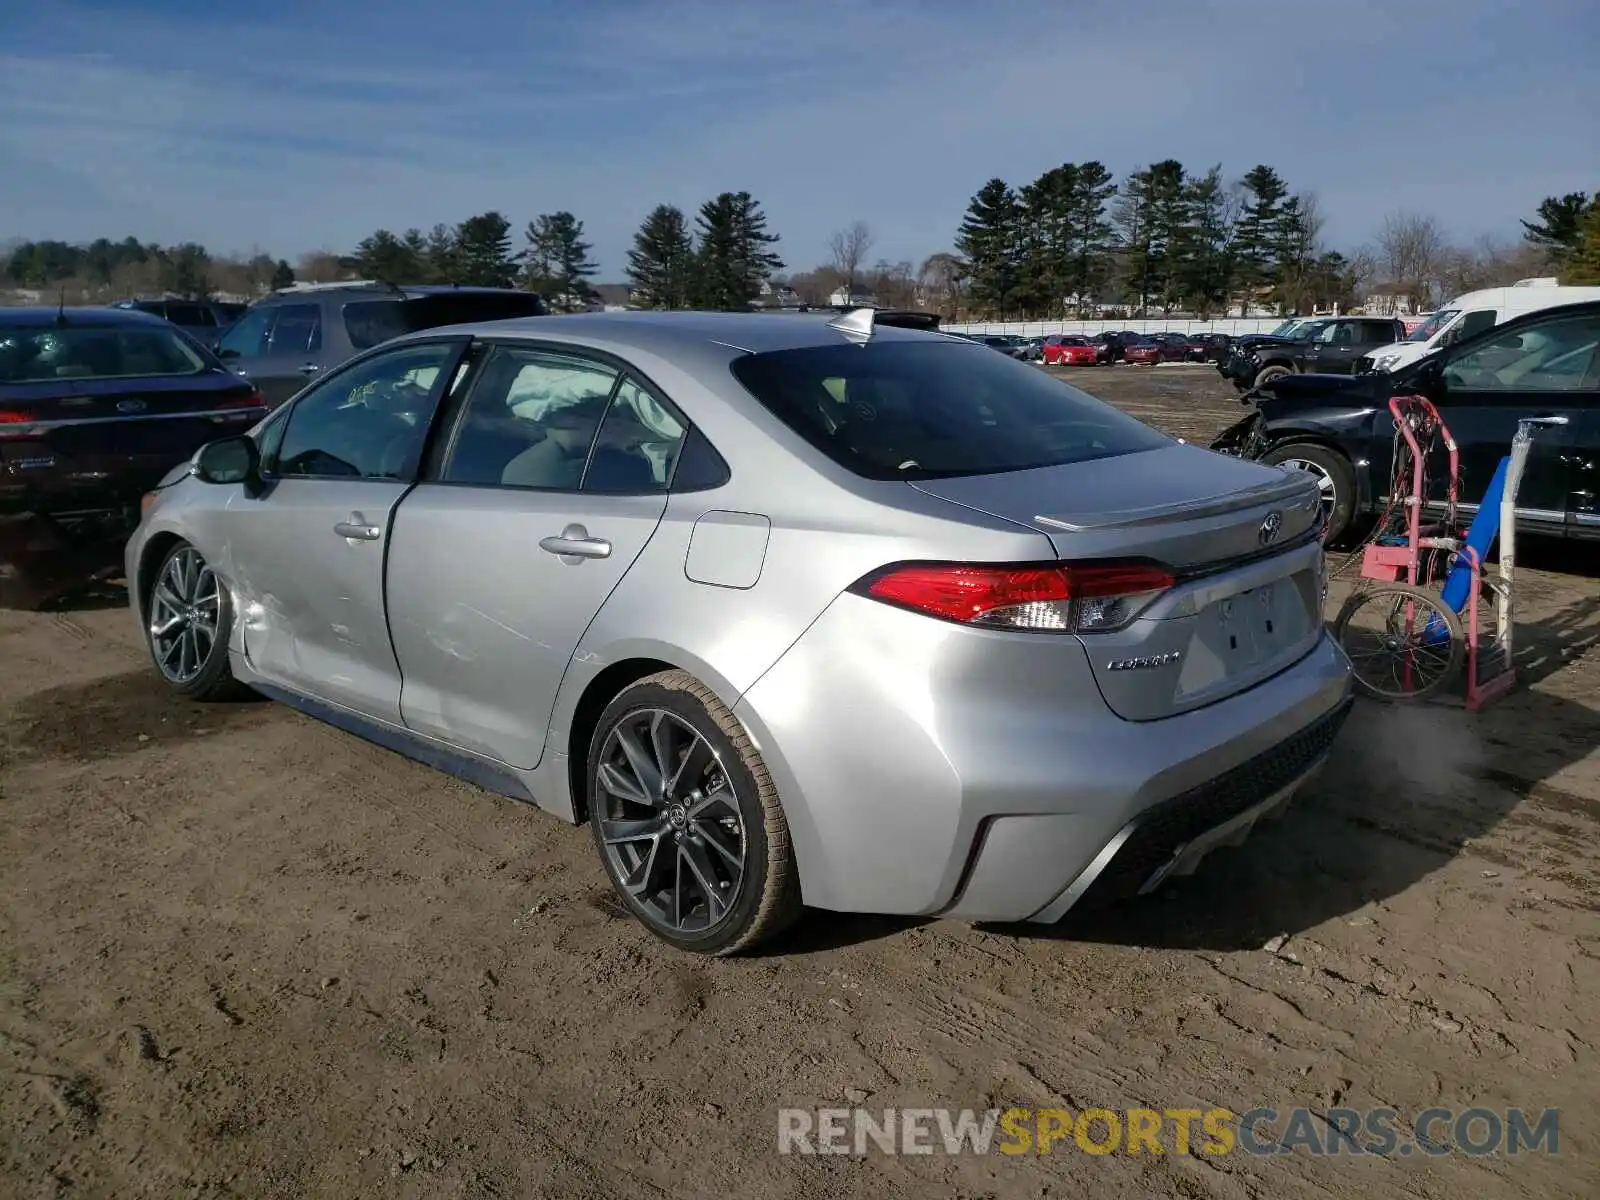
{"left": 911, "top": 443, "right": 1328, "bottom": 720}
{"left": 0, "top": 372, "right": 265, "bottom": 497}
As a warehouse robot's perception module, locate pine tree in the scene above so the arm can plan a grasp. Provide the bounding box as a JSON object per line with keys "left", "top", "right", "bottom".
{"left": 1064, "top": 161, "right": 1117, "bottom": 312}
{"left": 1271, "top": 195, "right": 1321, "bottom": 314}
{"left": 423, "top": 223, "right": 461, "bottom": 283}
{"left": 1113, "top": 168, "right": 1158, "bottom": 313}
{"left": 693, "top": 192, "right": 783, "bottom": 310}
{"left": 1233, "top": 165, "right": 1289, "bottom": 309}
{"left": 400, "top": 229, "right": 430, "bottom": 280}
{"left": 1019, "top": 165, "right": 1078, "bottom": 317}
{"left": 352, "top": 229, "right": 422, "bottom": 283}
{"left": 956, "top": 179, "right": 1023, "bottom": 316}
{"left": 626, "top": 205, "right": 694, "bottom": 308}
{"left": 1561, "top": 202, "right": 1600, "bottom": 285}
{"left": 1522, "top": 192, "right": 1593, "bottom": 266}
{"left": 520, "top": 212, "right": 597, "bottom": 309}
{"left": 1173, "top": 166, "right": 1235, "bottom": 317}
{"left": 452, "top": 212, "right": 516, "bottom": 288}
{"left": 270, "top": 259, "right": 295, "bottom": 290}
{"left": 1142, "top": 160, "right": 1189, "bottom": 311}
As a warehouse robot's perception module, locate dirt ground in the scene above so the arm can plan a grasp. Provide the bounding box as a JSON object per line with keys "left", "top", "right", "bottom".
{"left": 3, "top": 364, "right": 1597, "bottom": 1199}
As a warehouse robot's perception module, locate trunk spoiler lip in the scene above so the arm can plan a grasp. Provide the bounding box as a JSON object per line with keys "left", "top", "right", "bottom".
{"left": 1031, "top": 472, "right": 1321, "bottom": 533}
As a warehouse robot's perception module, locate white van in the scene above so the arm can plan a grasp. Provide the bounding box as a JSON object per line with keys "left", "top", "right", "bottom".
{"left": 1359, "top": 282, "right": 1600, "bottom": 372}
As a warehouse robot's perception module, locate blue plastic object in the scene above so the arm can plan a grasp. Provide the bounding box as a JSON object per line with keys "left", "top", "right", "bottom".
{"left": 1441, "top": 456, "right": 1508, "bottom": 614}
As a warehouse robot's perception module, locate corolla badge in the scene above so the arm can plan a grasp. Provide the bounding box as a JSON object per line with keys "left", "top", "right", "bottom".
{"left": 1258, "top": 510, "right": 1283, "bottom": 545}
{"left": 1107, "top": 650, "right": 1182, "bottom": 672}
{"left": 116, "top": 398, "right": 148, "bottom": 414}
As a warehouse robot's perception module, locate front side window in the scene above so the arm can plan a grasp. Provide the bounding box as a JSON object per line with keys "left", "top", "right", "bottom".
{"left": 1455, "top": 309, "right": 1498, "bottom": 342}
{"left": 218, "top": 307, "right": 274, "bottom": 358}
{"left": 729, "top": 340, "right": 1168, "bottom": 481}
{"left": 1443, "top": 315, "right": 1600, "bottom": 393}
{"left": 0, "top": 324, "right": 208, "bottom": 382}
{"left": 267, "top": 304, "right": 322, "bottom": 355}
{"left": 1405, "top": 309, "right": 1459, "bottom": 343}
{"left": 440, "top": 347, "right": 619, "bottom": 490}
{"left": 271, "top": 342, "right": 456, "bottom": 479}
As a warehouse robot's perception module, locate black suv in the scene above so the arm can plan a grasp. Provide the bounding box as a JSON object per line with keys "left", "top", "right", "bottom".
{"left": 1211, "top": 300, "right": 1600, "bottom": 544}
{"left": 215, "top": 283, "right": 548, "bottom": 407}
{"left": 1220, "top": 316, "right": 1406, "bottom": 391}
{"left": 110, "top": 298, "right": 248, "bottom": 341}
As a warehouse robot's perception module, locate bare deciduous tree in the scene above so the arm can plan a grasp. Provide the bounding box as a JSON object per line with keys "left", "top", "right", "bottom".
{"left": 295, "top": 249, "right": 348, "bottom": 284}
{"left": 917, "top": 251, "right": 968, "bottom": 317}
{"left": 1376, "top": 212, "right": 1447, "bottom": 309}
{"left": 828, "top": 221, "right": 875, "bottom": 298}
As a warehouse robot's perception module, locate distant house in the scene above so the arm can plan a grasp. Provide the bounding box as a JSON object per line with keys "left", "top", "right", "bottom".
{"left": 754, "top": 280, "right": 805, "bottom": 309}
{"left": 827, "top": 285, "right": 878, "bottom": 308}
{"left": 590, "top": 282, "right": 633, "bottom": 311}
{"left": 1361, "top": 285, "right": 1419, "bottom": 316}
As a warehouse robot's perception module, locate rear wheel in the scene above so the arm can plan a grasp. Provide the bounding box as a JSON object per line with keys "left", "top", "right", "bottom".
{"left": 145, "top": 541, "right": 243, "bottom": 700}
{"left": 1261, "top": 442, "right": 1357, "bottom": 543}
{"left": 586, "top": 670, "right": 802, "bottom": 955}
{"left": 1334, "top": 584, "right": 1463, "bottom": 701}
{"left": 1253, "top": 363, "right": 1293, "bottom": 387}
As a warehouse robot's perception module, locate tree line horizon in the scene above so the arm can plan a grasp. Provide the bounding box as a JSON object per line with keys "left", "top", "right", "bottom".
{"left": 5, "top": 169, "right": 1596, "bottom": 317}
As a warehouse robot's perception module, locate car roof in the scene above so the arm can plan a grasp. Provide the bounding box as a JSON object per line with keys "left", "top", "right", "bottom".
{"left": 0, "top": 306, "right": 173, "bottom": 328}
{"left": 261, "top": 283, "right": 535, "bottom": 302}
{"left": 417, "top": 309, "right": 964, "bottom": 356}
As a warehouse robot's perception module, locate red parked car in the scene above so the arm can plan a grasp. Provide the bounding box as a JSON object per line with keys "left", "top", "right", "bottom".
{"left": 1120, "top": 336, "right": 1164, "bottom": 364}
{"left": 1041, "top": 334, "right": 1098, "bottom": 366}
{"left": 1156, "top": 332, "right": 1207, "bottom": 362}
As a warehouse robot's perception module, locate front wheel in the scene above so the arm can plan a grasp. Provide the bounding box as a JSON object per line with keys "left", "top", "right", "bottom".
{"left": 1333, "top": 584, "right": 1464, "bottom": 702}
{"left": 145, "top": 540, "right": 244, "bottom": 700}
{"left": 1253, "top": 363, "right": 1293, "bottom": 388}
{"left": 586, "top": 670, "right": 802, "bottom": 955}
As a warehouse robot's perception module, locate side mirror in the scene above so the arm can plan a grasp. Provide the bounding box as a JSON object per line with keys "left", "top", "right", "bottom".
{"left": 193, "top": 435, "right": 263, "bottom": 496}
{"left": 216, "top": 345, "right": 239, "bottom": 359}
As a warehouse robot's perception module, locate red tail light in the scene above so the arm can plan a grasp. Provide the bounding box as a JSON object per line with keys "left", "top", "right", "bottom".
{"left": 0, "top": 409, "right": 36, "bottom": 439}
{"left": 0, "top": 410, "right": 30, "bottom": 424}
{"left": 217, "top": 390, "right": 268, "bottom": 410}
{"left": 855, "top": 561, "right": 1175, "bottom": 633}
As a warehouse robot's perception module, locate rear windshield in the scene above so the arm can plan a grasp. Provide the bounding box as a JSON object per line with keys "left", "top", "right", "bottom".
{"left": 0, "top": 324, "right": 209, "bottom": 383}
{"left": 728, "top": 340, "right": 1168, "bottom": 481}
{"left": 343, "top": 294, "right": 548, "bottom": 350}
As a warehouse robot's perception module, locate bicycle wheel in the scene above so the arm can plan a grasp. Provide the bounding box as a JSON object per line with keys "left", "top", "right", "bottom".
{"left": 1333, "top": 583, "right": 1464, "bottom": 702}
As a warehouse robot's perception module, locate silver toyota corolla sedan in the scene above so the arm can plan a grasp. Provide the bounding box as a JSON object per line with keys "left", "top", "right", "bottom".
{"left": 127, "top": 309, "right": 1352, "bottom": 955}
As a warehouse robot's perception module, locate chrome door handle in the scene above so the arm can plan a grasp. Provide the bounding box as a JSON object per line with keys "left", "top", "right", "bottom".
{"left": 539, "top": 524, "right": 612, "bottom": 560}
{"left": 334, "top": 517, "right": 382, "bottom": 541}
{"left": 298, "top": 363, "right": 321, "bottom": 376}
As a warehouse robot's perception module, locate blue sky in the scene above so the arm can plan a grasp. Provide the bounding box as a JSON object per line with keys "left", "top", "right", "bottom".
{"left": 3, "top": 0, "right": 1596, "bottom": 277}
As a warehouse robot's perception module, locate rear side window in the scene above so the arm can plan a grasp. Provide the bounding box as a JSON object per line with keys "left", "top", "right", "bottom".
{"left": 729, "top": 340, "right": 1168, "bottom": 481}
{"left": 0, "top": 325, "right": 209, "bottom": 382}
{"left": 344, "top": 300, "right": 410, "bottom": 350}
{"left": 165, "top": 302, "right": 214, "bottom": 327}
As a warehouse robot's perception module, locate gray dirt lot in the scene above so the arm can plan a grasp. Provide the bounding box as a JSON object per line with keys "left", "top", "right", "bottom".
{"left": 2, "top": 363, "right": 1597, "bottom": 1199}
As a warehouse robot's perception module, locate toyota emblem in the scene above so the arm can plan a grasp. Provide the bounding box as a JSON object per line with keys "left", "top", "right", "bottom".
{"left": 1258, "top": 510, "right": 1283, "bottom": 545}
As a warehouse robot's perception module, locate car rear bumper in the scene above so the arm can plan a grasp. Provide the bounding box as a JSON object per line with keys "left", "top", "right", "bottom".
{"left": 734, "top": 593, "right": 1354, "bottom": 920}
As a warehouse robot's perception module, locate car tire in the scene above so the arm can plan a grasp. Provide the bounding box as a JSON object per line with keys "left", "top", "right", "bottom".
{"left": 144, "top": 540, "right": 246, "bottom": 700}
{"left": 586, "top": 669, "right": 802, "bottom": 956}
{"left": 1253, "top": 363, "right": 1293, "bottom": 388}
{"left": 1260, "top": 442, "right": 1357, "bottom": 543}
